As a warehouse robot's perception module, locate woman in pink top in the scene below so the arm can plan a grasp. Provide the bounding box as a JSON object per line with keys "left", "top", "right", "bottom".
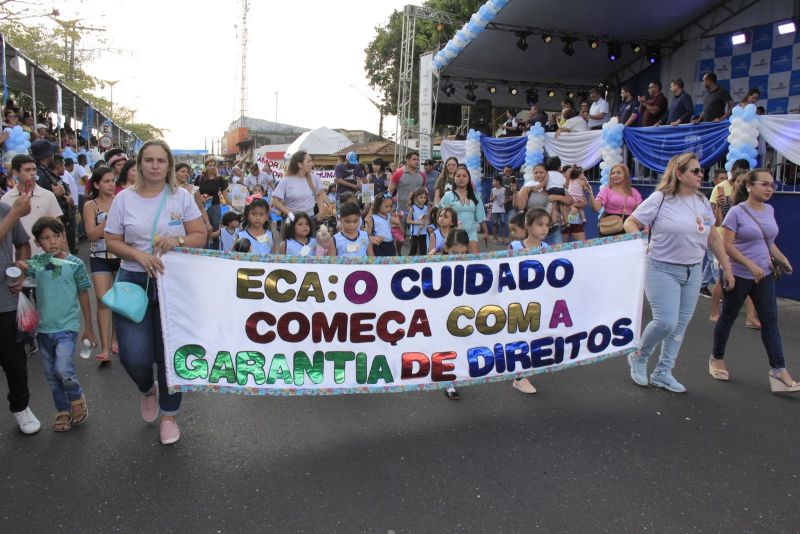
{"left": 586, "top": 163, "right": 642, "bottom": 236}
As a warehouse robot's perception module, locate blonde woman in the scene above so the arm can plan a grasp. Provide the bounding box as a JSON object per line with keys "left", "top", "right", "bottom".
{"left": 586, "top": 163, "right": 642, "bottom": 237}
{"left": 623, "top": 152, "right": 734, "bottom": 393}
{"left": 105, "top": 140, "right": 207, "bottom": 445}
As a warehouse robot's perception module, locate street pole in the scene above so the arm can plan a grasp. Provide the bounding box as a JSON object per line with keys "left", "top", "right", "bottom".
{"left": 275, "top": 91, "right": 278, "bottom": 124}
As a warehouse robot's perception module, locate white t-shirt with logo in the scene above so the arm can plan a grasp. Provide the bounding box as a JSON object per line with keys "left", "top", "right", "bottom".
{"left": 105, "top": 187, "right": 202, "bottom": 272}
{"left": 72, "top": 164, "right": 88, "bottom": 195}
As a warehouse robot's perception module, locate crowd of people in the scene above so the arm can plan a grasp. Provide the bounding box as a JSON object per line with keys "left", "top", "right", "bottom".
{"left": 499, "top": 72, "right": 764, "bottom": 139}
{"left": 0, "top": 77, "right": 797, "bottom": 443}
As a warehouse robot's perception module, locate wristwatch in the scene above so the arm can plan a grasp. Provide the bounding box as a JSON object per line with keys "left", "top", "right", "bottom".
{"left": 176, "top": 236, "right": 185, "bottom": 246}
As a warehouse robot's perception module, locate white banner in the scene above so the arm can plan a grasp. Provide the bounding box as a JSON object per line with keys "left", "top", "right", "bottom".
{"left": 255, "top": 154, "right": 336, "bottom": 187}
{"left": 160, "top": 236, "right": 646, "bottom": 395}
{"left": 419, "top": 52, "right": 434, "bottom": 162}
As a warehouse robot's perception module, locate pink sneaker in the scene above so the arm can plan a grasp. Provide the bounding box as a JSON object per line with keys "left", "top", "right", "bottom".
{"left": 141, "top": 384, "right": 158, "bottom": 423}
{"left": 160, "top": 418, "right": 180, "bottom": 445}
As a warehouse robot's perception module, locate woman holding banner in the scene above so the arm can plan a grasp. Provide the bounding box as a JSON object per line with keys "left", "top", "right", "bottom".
{"left": 105, "top": 140, "right": 206, "bottom": 445}
{"left": 623, "top": 152, "right": 733, "bottom": 393}
{"left": 271, "top": 151, "right": 326, "bottom": 221}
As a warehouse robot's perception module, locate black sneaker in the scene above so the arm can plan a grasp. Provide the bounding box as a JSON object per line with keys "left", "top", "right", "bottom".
{"left": 699, "top": 287, "right": 712, "bottom": 298}
{"left": 445, "top": 385, "right": 460, "bottom": 400}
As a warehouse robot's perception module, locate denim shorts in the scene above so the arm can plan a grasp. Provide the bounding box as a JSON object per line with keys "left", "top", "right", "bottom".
{"left": 90, "top": 256, "right": 121, "bottom": 274}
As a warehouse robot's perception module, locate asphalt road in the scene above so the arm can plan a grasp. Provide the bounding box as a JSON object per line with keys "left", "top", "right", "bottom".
{"left": 1, "top": 242, "right": 799, "bottom": 533}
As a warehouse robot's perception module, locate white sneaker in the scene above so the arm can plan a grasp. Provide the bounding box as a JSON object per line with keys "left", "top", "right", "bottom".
{"left": 13, "top": 407, "right": 41, "bottom": 434}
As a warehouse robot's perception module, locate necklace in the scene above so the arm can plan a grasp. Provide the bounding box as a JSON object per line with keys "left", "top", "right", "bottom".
{"left": 678, "top": 194, "right": 705, "bottom": 234}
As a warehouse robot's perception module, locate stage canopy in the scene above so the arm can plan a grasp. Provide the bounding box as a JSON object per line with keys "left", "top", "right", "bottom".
{"left": 434, "top": 0, "right": 782, "bottom": 109}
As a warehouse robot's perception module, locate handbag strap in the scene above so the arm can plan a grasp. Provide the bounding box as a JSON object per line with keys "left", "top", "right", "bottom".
{"left": 121, "top": 186, "right": 169, "bottom": 292}
{"left": 739, "top": 204, "right": 772, "bottom": 257}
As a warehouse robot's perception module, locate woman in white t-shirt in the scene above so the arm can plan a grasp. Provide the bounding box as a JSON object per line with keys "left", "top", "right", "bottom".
{"left": 554, "top": 108, "right": 589, "bottom": 138}
{"left": 271, "top": 150, "right": 325, "bottom": 221}
{"left": 623, "top": 152, "right": 734, "bottom": 394}
{"left": 105, "top": 140, "right": 206, "bottom": 446}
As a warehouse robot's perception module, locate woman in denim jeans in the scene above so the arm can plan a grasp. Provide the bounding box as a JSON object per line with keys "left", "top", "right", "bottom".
{"left": 709, "top": 169, "right": 798, "bottom": 393}
{"left": 105, "top": 140, "right": 206, "bottom": 445}
{"left": 623, "top": 152, "right": 734, "bottom": 393}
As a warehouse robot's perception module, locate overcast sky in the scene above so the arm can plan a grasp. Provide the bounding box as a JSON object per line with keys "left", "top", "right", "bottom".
{"left": 57, "top": 0, "right": 408, "bottom": 149}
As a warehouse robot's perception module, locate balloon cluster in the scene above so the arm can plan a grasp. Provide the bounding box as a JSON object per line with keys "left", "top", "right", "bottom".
{"left": 726, "top": 103, "right": 759, "bottom": 171}
{"left": 465, "top": 129, "right": 483, "bottom": 194}
{"left": 432, "top": 0, "right": 509, "bottom": 70}
{"left": 76, "top": 147, "right": 101, "bottom": 168}
{"left": 3, "top": 125, "right": 31, "bottom": 155}
{"left": 599, "top": 118, "right": 624, "bottom": 186}
{"left": 523, "top": 122, "right": 545, "bottom": 184}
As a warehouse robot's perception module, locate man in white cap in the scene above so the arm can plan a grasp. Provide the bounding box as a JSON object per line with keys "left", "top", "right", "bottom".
{"left": 35, "top": 123, "right": 49, "bottom": 141}
{"left": 333, "top": 151, "right": 364, "bottom": 202}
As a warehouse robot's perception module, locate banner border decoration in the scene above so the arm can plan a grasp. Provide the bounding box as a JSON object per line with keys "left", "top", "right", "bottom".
{"left": 162, "top": 232, "right": 645, "bottom": 396}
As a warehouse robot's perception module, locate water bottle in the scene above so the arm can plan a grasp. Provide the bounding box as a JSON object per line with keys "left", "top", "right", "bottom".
{"left": 79, "top": 339, "right": 93, "bottom": 359}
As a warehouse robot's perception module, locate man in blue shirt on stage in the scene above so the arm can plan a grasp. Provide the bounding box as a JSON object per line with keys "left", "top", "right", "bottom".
{"left": 663, "top": 78, "right": 694, "bottom": 126}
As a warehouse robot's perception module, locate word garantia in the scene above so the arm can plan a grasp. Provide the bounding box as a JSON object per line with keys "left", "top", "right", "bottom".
{"left": 172, "top": 318, "right": 634, "bottom": 388}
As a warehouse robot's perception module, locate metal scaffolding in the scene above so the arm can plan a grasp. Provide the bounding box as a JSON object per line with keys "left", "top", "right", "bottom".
{"left": 394, "top": 4, "right": 460, "bottom": 163}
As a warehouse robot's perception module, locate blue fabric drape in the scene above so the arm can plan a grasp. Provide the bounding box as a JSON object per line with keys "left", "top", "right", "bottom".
{"left": 623, "top": 122, "right": 730, "bottom": 172}
{"left": 480, "top": 135, "right": 527, "bottom": 170}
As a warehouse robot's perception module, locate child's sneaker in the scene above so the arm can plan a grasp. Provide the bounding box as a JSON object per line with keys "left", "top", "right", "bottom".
{"left": 13, "top": 407, "right": 41, "bottom": 434}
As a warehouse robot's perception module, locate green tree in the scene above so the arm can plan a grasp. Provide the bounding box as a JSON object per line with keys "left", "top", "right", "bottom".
{"left": 364, "top": 0, "right": 483, "bottom": 119}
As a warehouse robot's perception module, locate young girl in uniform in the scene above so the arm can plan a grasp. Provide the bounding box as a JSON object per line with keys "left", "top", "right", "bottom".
{"left": 406, "top": 187, "right": 429, "bottom": 256}
{"left": 280, "top": 211, "right": 333, "bottom": 256}
{"left": 366, "top": 194, "right": 397, "bottom": 257}
{"left": 237, "top": 197, "right": 274, "bottom": 254}
{"left": 427, "top": 207, "right": 458, "bottom": 255}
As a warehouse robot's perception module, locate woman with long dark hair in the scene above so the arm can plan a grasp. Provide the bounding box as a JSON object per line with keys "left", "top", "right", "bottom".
{"left": 709, "top": 169, "right": 798, "bottom": 392}
{"left": 438, "top": 165, "right": 487, "bottom": 253}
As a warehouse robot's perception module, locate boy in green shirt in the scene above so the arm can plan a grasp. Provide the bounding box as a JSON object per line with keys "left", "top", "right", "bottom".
{"left": 18, "top": 216, "right": 95, "bottom": 432}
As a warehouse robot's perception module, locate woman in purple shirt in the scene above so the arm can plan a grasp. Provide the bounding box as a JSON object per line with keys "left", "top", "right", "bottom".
{"left": 709, "top": 169, "right": 798, "bottom": 393}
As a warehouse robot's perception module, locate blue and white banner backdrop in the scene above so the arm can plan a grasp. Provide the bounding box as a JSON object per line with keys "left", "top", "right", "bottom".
{"left": 623, "top": 122, "right": 731, "bottom": 172}
{"left": 696, "top": 21, "right": 798, "bottom": 116}
{"left": 480, "top": 134, "right": 527, "bottom": 171}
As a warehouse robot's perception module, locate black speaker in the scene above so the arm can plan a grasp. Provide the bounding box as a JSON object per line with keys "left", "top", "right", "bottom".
{"left": 435, "top": 103, "right": 462, "bottom": 126}
{"left": 469, "top": 99, "right": 492, "bottom": 136}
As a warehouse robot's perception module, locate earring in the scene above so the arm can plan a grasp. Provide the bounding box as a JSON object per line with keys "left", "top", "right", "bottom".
{"left": 746, "top": 188, "right": 752, "bottom": 193}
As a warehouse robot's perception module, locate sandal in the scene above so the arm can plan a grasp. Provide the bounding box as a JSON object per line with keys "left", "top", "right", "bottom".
{"left": 708, "top": 357, "right": 730, "bottom": 381}
{"left": 53, "top": 411, "right": 72, "bottom": 432}
{"left": 70, "top": 395, "right": 89, "bottom": 425}
{"left": 112, "top": 341, "right": 119, "bottom": 354}
{"left": 96, "top": 352, "right": 111, "bottom": 363}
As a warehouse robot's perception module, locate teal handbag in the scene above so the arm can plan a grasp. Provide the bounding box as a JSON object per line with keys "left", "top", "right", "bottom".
{"left": 102, "top": 187, "right": 169, "bottom": 323}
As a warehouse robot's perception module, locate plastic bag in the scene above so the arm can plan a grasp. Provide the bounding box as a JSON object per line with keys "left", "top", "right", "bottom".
{"left": 16, "top": 292, "right": 39, "bottom": 333}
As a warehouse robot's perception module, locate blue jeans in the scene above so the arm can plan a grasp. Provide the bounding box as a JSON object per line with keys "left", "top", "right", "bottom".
{"left": 206, "top": 203, "right": 221, "bottom": 250}
{"left": 639, "top": 259, "right": 702, "bottom": 376}
{"left": 491, "top": 212, "right": 507, "bottom": 238}
{"left": 712, "top": 275, "right": 784, "bottom": 369}
{"left": 37, "top": 331, "right": 82, "bottom": 412}
{"left": 112, "top": 269, "right": 181, "bottom": 416}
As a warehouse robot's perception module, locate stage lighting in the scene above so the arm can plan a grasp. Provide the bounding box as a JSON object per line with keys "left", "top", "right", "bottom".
{"left": 542, "top": 33, "right": 553, "bottom": 44}
{"left": 588, "top": 38, "right": 600, "bottom": 49}
{"left": 562, "top": 37, "right": 575, "bottom": 56}
{"left": 525, "top": 88, "right": 539, "bottom": 106}
{"left": 630, "top": 42, "right": 642, "bottom": 54}
{"left": 516, "top": 32, "right": 530, "bottom": 51}
{"left": 444, "top": 82, "right": 456, "bottom": 97}
{"left": 466, "top": 84, "right": 477, "bottom": 102}
{"left": 778, "top": 21, "right": 796, "bottom": 34}
{"left": 566, "top": 90, "right": 576, "bottom": 99}
{"left": 509, "top": 86, "right": 518, "bottom": 96}
{"left": 731, "top": 32, "right": 749, "bottom": 45}
{"left": 607, "top": 41, "right": 622, "bottom": 61}
{"left": 546, "top": 88, "right": 556, "bottom": 98}
{"left": 646, "top": 46, "right": 661, "bottom": 64}
{"left": 488, "top": 84, "right": 497, "bottom": 94}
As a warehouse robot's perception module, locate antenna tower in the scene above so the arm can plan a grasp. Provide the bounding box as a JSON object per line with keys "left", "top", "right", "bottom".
{"left": 239, "top": 0, "right": 249, "bottom": 118}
